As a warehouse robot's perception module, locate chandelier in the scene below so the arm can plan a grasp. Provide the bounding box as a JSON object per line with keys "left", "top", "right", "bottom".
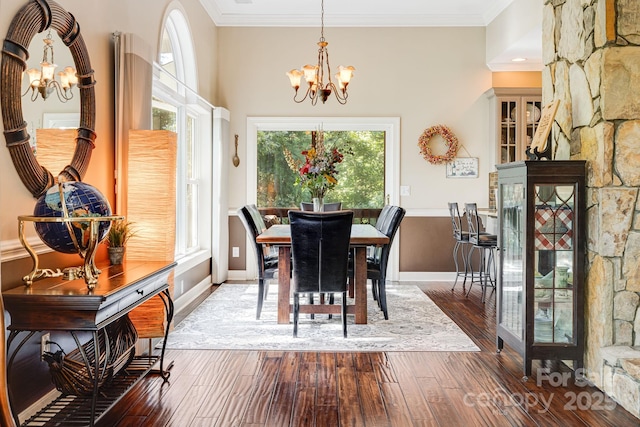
{"left": 286, "top": 0, "right": 355, "bottom": 105}
{"left": 23, "top": 31, "right": 77, "bottom": 102}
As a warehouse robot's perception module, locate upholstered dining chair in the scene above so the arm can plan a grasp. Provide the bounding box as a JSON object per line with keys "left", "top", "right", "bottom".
{"left": 348, "top": 205, "right": 405, "bottom": 320}
{"left": 300, "top": 202, "right": 342, "bottom": 212}
{"left": 238, "top": 205, "right": 278, "bottom": 319}
{"left": 368, "top": 205, "right": 405, "bottom": 319}
{"left": 288, "top": 210, "right": 353, "bottom": 338}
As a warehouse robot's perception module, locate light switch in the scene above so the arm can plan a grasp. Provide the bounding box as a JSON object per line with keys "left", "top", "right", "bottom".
{"left": 232, "top": 247, "right": 240, "bottom": 257}
{"left": 400, "top": 185, "right": 410, "bottom": 196}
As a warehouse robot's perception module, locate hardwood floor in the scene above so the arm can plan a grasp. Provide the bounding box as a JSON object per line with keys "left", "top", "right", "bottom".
{"left": 98, "top": 282, "right": 639, "bottom": 427}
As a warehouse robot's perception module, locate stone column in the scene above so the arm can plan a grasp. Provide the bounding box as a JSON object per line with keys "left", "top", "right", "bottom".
{"left": 544, "top": 0, "right": 640, "bottom": 415}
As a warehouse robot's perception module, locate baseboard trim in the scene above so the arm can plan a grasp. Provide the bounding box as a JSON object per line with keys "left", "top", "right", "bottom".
{"left": 174, "top": 276, "right": 213, "bottom": 316}
{"left": 18, "top": 388, "right": 61, "bottom": 424}
{"left": 398, "top": 272, "right": 458, "bottom": 281}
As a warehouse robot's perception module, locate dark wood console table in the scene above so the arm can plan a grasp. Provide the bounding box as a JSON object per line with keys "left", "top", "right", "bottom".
{"left": 2, "top": 261, "right": 176, "bottom": 427}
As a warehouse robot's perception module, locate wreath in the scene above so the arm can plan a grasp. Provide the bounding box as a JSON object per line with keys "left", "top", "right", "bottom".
{"left": 418, "top": 124, "right": 459, "bottom": 165}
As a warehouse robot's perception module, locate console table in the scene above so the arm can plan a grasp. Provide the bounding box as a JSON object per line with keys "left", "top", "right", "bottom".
{"left": 2, "top": 260, "right": 176, "bottom": 427}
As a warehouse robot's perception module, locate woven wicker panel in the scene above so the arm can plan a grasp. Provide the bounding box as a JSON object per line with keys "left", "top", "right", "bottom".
{"left": 126, "top": 129, "right": 177, "bottom": 338}
{"left": 35, "top": 128, "right": 77, "bottom": 180}
{"left": 126, "top": 130, "right": 177, "bottom": 260}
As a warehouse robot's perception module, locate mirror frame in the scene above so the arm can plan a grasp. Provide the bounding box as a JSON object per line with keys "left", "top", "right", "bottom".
{"left": 1, "top": 0, "right": 96, "bottom": 198}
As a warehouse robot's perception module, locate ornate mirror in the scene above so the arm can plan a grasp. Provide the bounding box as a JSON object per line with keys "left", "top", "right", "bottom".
{"left": 1, "top": 0, "right": 96, "bottom": 198}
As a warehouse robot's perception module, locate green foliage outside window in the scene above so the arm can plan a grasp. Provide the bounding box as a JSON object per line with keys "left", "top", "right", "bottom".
{"left": 257, "top": 130, "right": 385, "bottom": 209}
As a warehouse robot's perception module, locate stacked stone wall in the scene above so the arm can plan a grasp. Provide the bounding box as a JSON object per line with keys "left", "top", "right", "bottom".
{"left": 544, "top": 0, "right": 640, "bottom": 416}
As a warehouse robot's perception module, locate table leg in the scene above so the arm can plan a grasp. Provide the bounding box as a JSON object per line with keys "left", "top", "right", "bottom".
{"left": 354, "top": 246, "right": 368, "bottom": 324}
{"left": 277, "top": 246, "right": 291, "bottom": 324}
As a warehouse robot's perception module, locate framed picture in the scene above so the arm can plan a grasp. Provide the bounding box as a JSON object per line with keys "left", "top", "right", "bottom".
{"left": 446, "top": 157, "right": 478, "bottom": 178}
{"left": 43, "top": 113, "right": 80, "bottom": 129}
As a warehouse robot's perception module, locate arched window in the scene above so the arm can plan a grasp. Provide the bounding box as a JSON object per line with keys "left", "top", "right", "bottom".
{"left": 154, "top": 6, "right": 213, "bottom": 263}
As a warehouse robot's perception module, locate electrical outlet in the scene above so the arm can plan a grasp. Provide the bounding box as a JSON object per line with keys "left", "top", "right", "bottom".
{"left": 232, "top": 247, "right": 240, "bottom": 258}
{"left": 41, "top": 333, "right": 50, "bottom": 359}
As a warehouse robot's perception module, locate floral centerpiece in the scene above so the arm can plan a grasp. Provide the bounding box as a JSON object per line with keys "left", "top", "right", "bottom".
{"left": 284, "top": 130, "right": 348, "bottom": 200}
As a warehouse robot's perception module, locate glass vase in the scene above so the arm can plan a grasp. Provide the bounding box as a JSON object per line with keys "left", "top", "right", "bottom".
{"left": 312, "top": 197, "right": 324, "bottom": 212}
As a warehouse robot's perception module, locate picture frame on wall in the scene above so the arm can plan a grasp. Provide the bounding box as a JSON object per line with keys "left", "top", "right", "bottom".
{"left": 446, "top": 157, "right": 479, "bottom": 178}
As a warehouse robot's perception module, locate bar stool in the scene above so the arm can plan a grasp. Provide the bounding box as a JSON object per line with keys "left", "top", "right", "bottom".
{"left": 465, "top": 203, "right": 498, "bottom": 303}
{"left": 448, "top": 202, "right": 471, "bottom": 291}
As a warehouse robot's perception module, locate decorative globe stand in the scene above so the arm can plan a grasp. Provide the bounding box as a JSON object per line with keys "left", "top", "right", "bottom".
{"left": 18, "top": 215, "right": 123, "bottom": 289}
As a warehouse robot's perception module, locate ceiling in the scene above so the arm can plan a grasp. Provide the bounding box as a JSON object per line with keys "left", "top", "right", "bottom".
{"left": 199, "top": 0, "right": 516, "bottom": 27}
{"left": 198, "top": 0, "right": 541, "bottom": 71}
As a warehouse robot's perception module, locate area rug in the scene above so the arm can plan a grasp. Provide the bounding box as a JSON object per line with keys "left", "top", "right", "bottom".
{"left": 164, "top": 283, "right": 480, "bottom": 352}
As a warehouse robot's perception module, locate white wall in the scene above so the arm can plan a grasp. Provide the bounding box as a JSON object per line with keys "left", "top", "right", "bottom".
{"left": 0, "top": 0, "right": 217, "bottom": 247}
{"left": 218, "top": 26, "right": 494, "bottom": 212}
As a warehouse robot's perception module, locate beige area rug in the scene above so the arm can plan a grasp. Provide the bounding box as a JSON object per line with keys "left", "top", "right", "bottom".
{"left": 164, "top": 283, "right": 480, "bottom": 352}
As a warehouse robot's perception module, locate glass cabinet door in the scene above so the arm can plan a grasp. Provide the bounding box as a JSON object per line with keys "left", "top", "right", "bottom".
{"left": 523, "top": 98, "right": 543, "bottom": 155}
{"left": 533, "top": 184, "right": 576, "bottom": 344}
{"left": 499, "top": 181, "right": 525, "bottom": 340}
{"left": 499, "top": 99, "right": 518, "bottom": 163}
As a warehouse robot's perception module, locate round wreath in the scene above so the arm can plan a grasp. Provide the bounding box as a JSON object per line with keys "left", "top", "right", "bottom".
{"left": 418, "top": 124, "right": 459, "bottom": 165}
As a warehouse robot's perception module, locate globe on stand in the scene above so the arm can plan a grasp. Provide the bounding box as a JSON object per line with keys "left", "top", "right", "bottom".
{"left": 33, "top": 182, "right": 112, "bottom": 254}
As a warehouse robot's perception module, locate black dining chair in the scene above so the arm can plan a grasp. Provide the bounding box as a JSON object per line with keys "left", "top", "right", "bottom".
{"left": 349, "top": 205, "right": 405, "bottom": 320}
{"left": 300, "top": 202, "right": 342, "bottom": 212}
{"left": 289, "top": 210, "right": 353, "bottom": 338}
{"left": 237, "top": 205, "right": 278, "bottom": 319}
{"left": 464, "top": 203, "right": 498, "bottom": 303}
{"left": 369, "top": 205, "right": 405, "bottom": 319}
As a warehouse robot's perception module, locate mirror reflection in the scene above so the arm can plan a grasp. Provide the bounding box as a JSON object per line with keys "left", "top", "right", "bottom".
{"left": 22, "top": 30, "right": 80, "bottom": 175}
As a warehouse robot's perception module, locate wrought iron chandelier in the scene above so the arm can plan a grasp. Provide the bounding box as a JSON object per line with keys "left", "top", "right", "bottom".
{"left": 23, "top": 30, "right": 77, "bottom": 102}
{"left": 286, "top": 0, "right": 355, "bottom": 105}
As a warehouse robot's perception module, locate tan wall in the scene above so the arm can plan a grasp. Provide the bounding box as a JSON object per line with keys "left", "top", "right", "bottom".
{"left": 218, "top": 26, "right": 494, "bottom": 212}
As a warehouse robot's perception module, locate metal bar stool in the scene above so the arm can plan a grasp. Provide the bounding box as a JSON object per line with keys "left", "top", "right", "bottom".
{"left": 448, "top": 202, "right": 471, "bottom": 291}
{"left": 464, "top": 203, "right": 498, "bottom": 302}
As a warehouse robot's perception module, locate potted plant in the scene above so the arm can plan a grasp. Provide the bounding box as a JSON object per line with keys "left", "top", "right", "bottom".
{"left": 106, "top": 220, "right": 135, "bottom": 265}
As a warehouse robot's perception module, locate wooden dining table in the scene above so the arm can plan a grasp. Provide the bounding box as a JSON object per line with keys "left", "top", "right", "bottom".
{"left": 256, "top": 223, "right": 389, "bottom": 324}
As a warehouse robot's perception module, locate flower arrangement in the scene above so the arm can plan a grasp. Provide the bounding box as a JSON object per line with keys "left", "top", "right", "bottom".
{"left": 284, "top": 131, "right": 348, "bottom": 199}
{"left": 418, "top": 124, "right": 459, "bottom": 165}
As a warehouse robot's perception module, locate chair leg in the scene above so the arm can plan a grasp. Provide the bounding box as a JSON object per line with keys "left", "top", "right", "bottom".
{"left": 451, "top": 240, "right": 461, "bottom": 290}
{"left": 461, "top": 243, "right": 470, "bottom": 287}
{"left": 466, "top": 246, "right": 476, "bottom": 297}
{"left": 378, "top": 277, "right": 389, "bottom": 320}
{"left": 257, "top": 278, "right": 265, "bottom": 320}
{"left": 341, "top": 291, "right": 347, "bottom": 338}
{"left": 293, "top": 294, "right": 299, "bottom": 338}
{"left": 309, "top": 293, "right": 315, "bottom": 319}
{"left": 328, "top": 293, "right": 335, "bottom": 319}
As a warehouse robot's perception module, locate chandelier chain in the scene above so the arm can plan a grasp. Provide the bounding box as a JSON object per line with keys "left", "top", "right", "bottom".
{"left": 320, "top": 0, "right": 325, "bottom": 42}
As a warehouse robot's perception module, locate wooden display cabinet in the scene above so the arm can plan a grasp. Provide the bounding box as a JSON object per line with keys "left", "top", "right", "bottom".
{"left": 486, "top": 88, "right": 542, "bottom": 165}
{"left": 496, "top": 160, "right": 585, "bottom": 379}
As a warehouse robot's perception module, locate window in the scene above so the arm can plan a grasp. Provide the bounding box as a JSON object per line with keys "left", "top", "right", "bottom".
{"left": 247, "top": 117, "right": 400, "bottom": 209}
{"left": 257, "top": 130, "right": 385, "bottom": 208}
{"left": 154, "top": 8, "right": 212, "bottom": 261}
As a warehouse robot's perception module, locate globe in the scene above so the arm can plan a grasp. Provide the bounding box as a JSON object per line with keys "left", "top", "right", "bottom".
{"left": 34, "top": 182, "right": 112, "bottom": 254}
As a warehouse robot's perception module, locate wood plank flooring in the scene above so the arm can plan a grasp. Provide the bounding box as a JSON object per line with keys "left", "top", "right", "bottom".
{"left": 98, "top": 282, "right": 640, "bottom": 427}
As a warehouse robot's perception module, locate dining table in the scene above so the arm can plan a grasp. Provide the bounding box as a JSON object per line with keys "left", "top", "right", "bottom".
{"left": 256, "top": 223, "right": 389, "bottom": 324}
